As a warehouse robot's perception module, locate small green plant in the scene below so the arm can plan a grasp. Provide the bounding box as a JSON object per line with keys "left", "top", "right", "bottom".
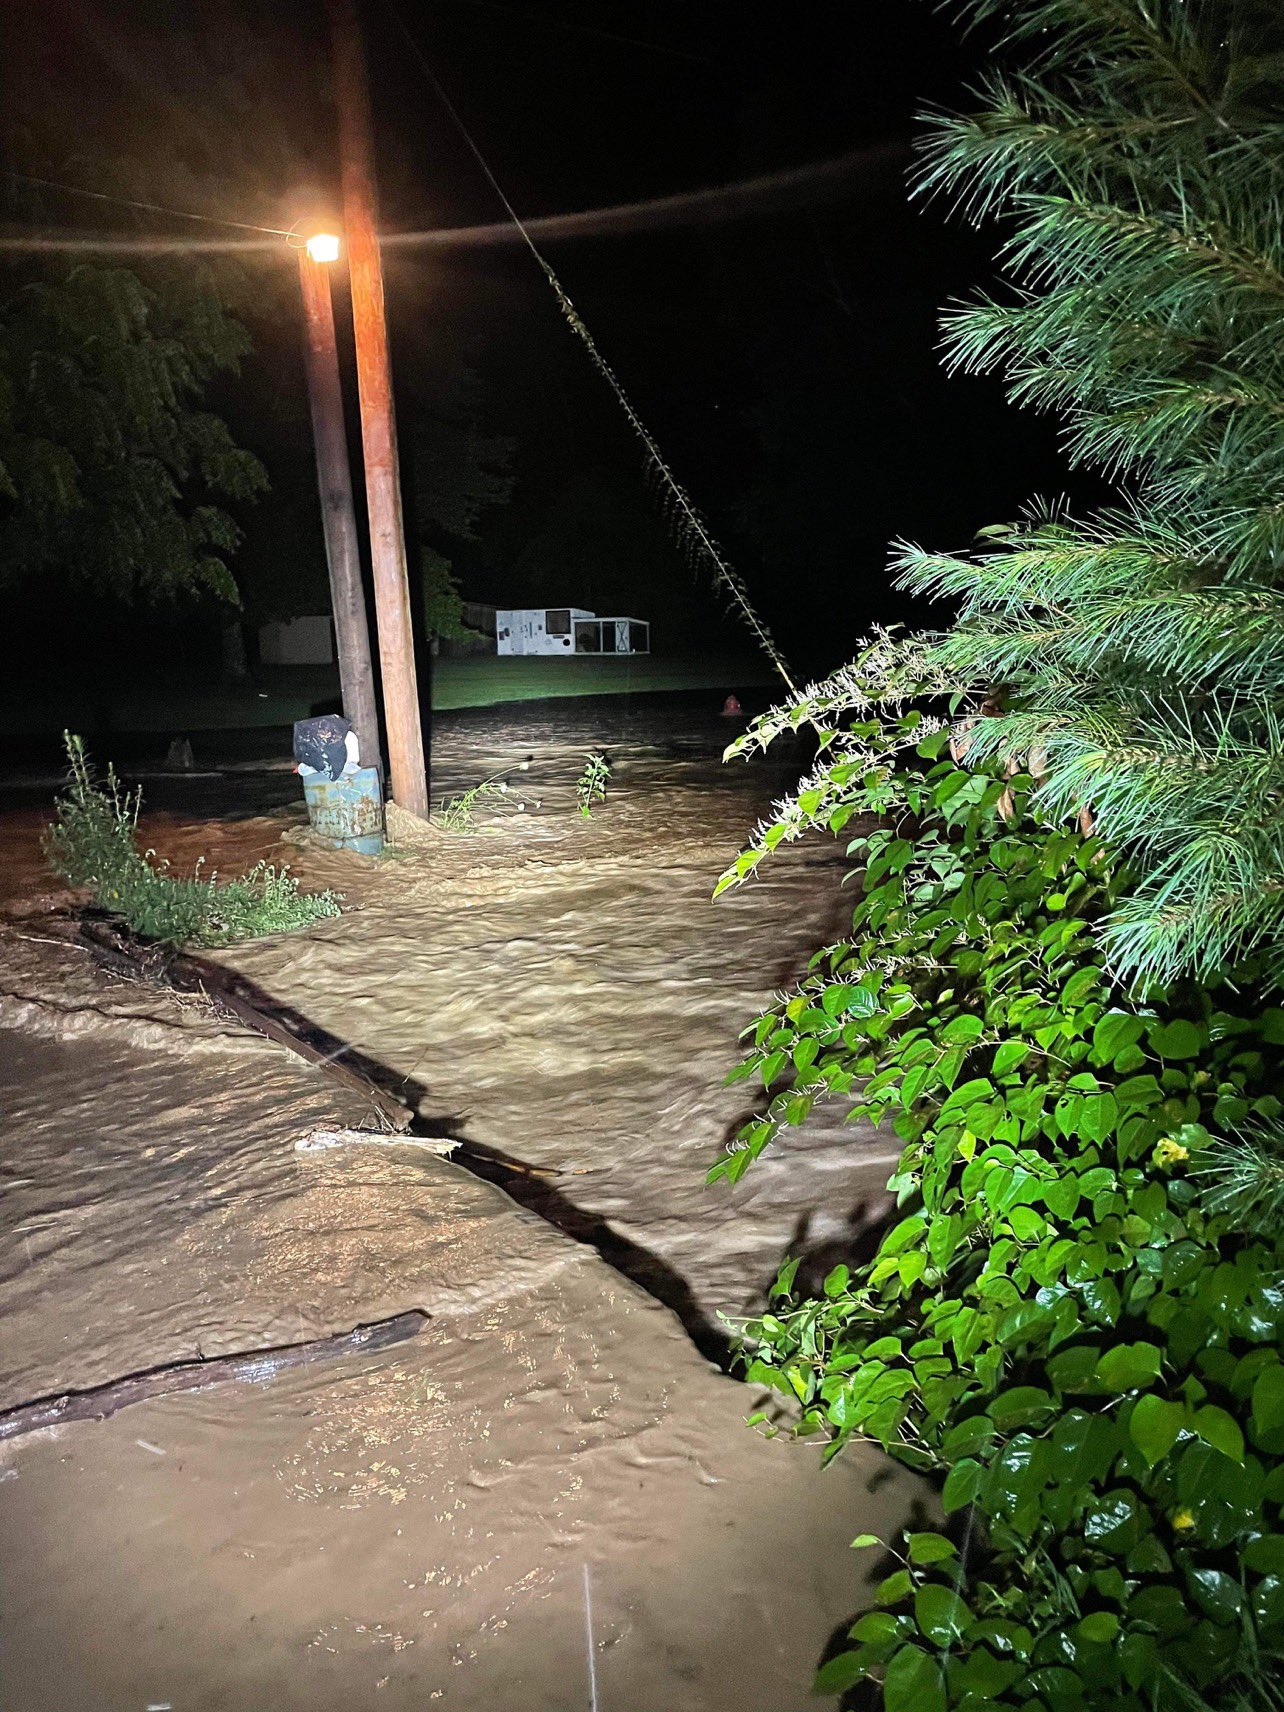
{"left": 46, "top": 734, "right": 341, "bottom": 947}
{"left": 435, "top": 763, "right": 534, "bottom": 833}
{"left": 576, "top": 752, "right": 610, "bottom": 819}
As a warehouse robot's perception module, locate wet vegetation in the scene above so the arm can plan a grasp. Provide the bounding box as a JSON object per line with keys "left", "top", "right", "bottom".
{"left": 723, "top": 716, "right": 1284, "bottom": 1709}
{"left": 717, "top": 1, "right": 1284, "bottom": 1707}
{"left": 47, "top": 734, "right": 340, "bottom": 947}
{"left": 575, "top": 751, "right": 611, "bottom": 819}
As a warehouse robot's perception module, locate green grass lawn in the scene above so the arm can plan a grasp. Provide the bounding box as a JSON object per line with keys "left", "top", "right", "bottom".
{"left": 13, "top": 653, "right": 775, "bottom": 737}
{"left": 432, "top": 652, "right": 773, "bottom": 709}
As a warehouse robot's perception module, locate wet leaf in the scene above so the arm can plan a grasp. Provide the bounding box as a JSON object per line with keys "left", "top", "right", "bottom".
{"left": 915, "top": 1584, "right": 969, "bottom": 1646}
{"left": 883, "top": 1644, "right": 945, "bottom": 1712}
{"left": 907, "top": 1532, "right": 957, "bottom": 1565}
{"left": 1129, "top": 1395, "right": 1185, "bottom": 1466}
{"left": 1253, "top": 1364, "right": 1284, "bottom": 1435}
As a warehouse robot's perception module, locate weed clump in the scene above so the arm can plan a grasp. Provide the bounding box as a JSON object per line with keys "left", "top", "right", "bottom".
{"left": 436, "top": 763, "right": 534, "bottom": 833}
{"left": 46, "top": 734, "right": 341, "bottom": 948}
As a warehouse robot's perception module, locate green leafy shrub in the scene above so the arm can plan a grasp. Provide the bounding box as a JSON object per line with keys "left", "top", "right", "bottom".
{"left": 713, "top": 0, "right": 1284, "bottom": 1702}
{"left": 717, "top": 713, "right": 1284, "bottom": 1708}
{"left": 47, "top": 734, "right": 340, "bottom": 947}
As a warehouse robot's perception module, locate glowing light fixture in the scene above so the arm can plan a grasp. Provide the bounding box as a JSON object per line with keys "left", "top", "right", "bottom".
{"left": 306, "top": 231, "right": 342, "bottom": 264}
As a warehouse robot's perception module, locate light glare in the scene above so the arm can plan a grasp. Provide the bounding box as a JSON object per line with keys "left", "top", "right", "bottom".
{"left": 306, "top": 232, "right": 341, "bottom": 264}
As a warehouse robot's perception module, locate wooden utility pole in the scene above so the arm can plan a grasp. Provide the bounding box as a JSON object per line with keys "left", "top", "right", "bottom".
{"left": 327, "top": 0, "right": 429, "bottom": 817}
{"left": 297, "top": 244, "right": 382, "bottom": 772}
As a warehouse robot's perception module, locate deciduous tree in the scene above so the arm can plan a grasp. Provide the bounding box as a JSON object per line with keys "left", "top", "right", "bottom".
{"left": 0, "top": 261, "right": 266, "bottom": 602}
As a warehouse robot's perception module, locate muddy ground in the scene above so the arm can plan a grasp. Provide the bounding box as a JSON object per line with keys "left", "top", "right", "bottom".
{"left": 0, "top": 700, "right": 917, "bottom": 1711}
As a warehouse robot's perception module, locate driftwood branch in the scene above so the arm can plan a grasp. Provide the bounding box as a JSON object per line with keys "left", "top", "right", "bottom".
{"left": 72, "top": 913, "right": 416, "bottom": 1131}
{"left": 0, "top": 1309, "right": 429, "bottom": 1445}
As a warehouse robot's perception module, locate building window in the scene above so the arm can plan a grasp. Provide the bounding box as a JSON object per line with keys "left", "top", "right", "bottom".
{"left": 545, "top": 608, "right": 571, "bottom": 635}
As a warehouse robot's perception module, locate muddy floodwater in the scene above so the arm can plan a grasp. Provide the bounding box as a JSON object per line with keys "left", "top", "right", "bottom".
{"left": 0, "top": 699, "right": 917, "bottom": 1711}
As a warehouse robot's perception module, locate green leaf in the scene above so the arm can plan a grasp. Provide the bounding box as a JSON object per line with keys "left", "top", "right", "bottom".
{"left": 845, "top": 986, "right": 881, "bottom": 1020}
{"left": 942, "top": 1458, "right": 983, "bottom": 1512}
{"left": 1006, "top": 1205, "right": 1045, "bottom": 1244}
{"left": 1115, "top": 1075, "right": 1164, "bottom": 1112}
{"left": 878, "top": 1569, "right": 913, "bottom": 1605}
{"left": 1253, "top": 1365, "right": 1284, "bottom": 1436}
{"left": 1063, "top": 966, "right": 1101, "bottom": 1007}
{"left": 760, "top": 1050, "right": 787, "bottom": 1089}
{"left": 915, "top": 1584, "right": 969, "bottom": 1647}
{"left": 992, "top": 1040, "right": 1029, "bottom": 1077}
{"left": 883, "top": 1645, "right": 945, "bottom": 1712}
{"left": 1191, "top": 1405, "right": 1244, "bottom": 1464}
{"left": 1047, "top": 1343, "right": 1103, "bottom": 1392}
{"left": 1080, "top": 1092, "right": 1118, "bottom": 1143}
{"left": 907, "top": 1532, "right": 957, "bottom": 1565}
{"left": 1129, "top": 1395, "right": 1185, "bottom": 1466}
{"left": 901, "top": 1065, "right": 931, "bottom": 1109}
{"left": 1075, "top": 1612, "right": 1120, "bottom": 1644}
{"left": 1093, "top": 1012, "right": 1146, "bottom": 1063}
{"left": 814, "top": 1650, "right": 869, "bottom": 1695}
{"left": 851, "top": 1611, "right": 902, "bottom": 1645}
{"left": 1187, "top": 1568, "right": 1243, "bottom": 1624}
{"left": 1254, "top": 1575, "right": 1284, "bottom": 1630}
{"left": 792, "top": 1036, "right": 819, "bottom": 1073}
{"left": 939, "top": 1077, "right": 995, "bottom": 1119}
{"left": 850, "top": 1533, "right": 881, "bottom": 1550}
{"left": 1129, "top": 1584, "right": 1190, "bottom": 1640}
{"left": 940, "top": 1014, "right": 984, "bottom": 1046}
{"left": 988, "top": 1386, "right": 1052, "bottom": 1429}
{"left": 1148, "top": 1019, "right": 1204, "bottom": 1060}
{"left": 1045, "top": 1176, "right": 1082, "bottom": 1221}
{"left": 1050, "top": 1411, "right": 1116, "bottom": 1488}
{"left": 1096, "top": 1343, "right": 1163, "bottom": 1393}
{"left": 1243, "top": 1536, "right": 1284, "bottom": 1575}
{"left": 1084, "top": 1489, "right": 1142, "bottom": 1551}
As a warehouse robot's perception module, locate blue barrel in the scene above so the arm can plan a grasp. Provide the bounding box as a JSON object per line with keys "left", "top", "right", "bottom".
{"left": 302, "top": 766, "right": 384, "bottom": 855}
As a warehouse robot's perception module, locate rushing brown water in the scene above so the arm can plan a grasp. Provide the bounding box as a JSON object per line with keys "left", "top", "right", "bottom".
{"left": 0, "top": 699, "right": 914, "bottom": 1711}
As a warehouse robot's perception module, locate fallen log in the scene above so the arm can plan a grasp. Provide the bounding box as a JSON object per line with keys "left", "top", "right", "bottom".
{"left": 0, "top": 1309, "right": 429, "bottom": 1445}
{"left": 72, "top": 912, "right": 415, "bottom": 1131}
{"left": 33, "top": 910, "right": 571, "bottom": 1180}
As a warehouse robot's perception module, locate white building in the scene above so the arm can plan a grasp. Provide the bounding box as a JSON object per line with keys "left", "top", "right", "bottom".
{"left": 496, "top": 607, "right": 650, "bottom": 657}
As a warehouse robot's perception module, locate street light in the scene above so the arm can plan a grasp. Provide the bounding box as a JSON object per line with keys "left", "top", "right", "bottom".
{"left": 306, "top": 231, "right": 342, "bottom": 264}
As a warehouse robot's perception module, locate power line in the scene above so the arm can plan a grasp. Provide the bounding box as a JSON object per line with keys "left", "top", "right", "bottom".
{"left": 3, "top": 170, "right": 293, "bottom": 238}
{"left": 0, "top": 232, "right": 278, "bottom": 255}
{"left": 385, "top": 1, "right": 797, "bottom": 692}
{"left": 0, "top": 152, "right": 905, "bottom": 256}
{"left": 384, "top": 145, "right": 908, "bottom": 249}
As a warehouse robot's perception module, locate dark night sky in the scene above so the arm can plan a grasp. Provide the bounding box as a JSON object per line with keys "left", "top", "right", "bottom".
{"left": 2, "top": 0, "right": 1084, "bottom": 684}
{"left": 368, "top": 0, "right": 1075, "bottom": 661}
